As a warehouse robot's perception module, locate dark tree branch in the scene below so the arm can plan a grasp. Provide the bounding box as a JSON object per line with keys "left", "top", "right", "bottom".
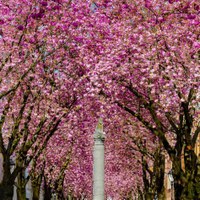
{"left": 192, "top": 124, "right": 200, "bottom": 148}
{"left": 117, "top": 101, "right": 175, "bottom": 156}
{"left": 7, "top": 89, "right": 31, "bottom": 155}
{"left": 165, "top": 112, "right": 179, "bottom": 134}
{"left": 0, "top": 93, "right": 16, "bottom": 154}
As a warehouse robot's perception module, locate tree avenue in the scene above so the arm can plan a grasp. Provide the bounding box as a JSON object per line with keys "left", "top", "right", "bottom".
{"left": 0, "top": 0, "right": 200, "bottom": 200}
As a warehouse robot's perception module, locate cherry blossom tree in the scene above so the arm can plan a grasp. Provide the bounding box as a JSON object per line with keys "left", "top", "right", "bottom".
{"left": 89, "top": 0, "right": 200, "bottom": 199}
{"left": 0, "top": 0, "right": 96, "bottom": 199}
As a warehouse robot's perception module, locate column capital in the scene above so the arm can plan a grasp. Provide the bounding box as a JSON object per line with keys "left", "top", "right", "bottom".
{"left": 94, "top": 118, "right": 105, "bottom": 141}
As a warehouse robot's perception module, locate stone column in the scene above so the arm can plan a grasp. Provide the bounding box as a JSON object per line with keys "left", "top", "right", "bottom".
{"left": 93, "top": 119, "right": 105, "bottom": 200}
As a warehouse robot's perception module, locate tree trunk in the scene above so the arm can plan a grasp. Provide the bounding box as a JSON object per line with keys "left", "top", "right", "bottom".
{"left": 157, "top": 188, "right": 165, "bottom": 200}
{"left": 145, "top": 193, "right": 154, "bottom": 200}
{"left": 0, "top": 183, "right": 14, "bottom": 200}
{"left": 17, "top": 170, "right": 26, "bottom": 200}
{"left": 154, "top": 153, "right": 165, "bottom": 200}
{"left": 0, "top": 157, "right": 14, "bottom": 200}
{"left": 17, "top": 186, "right": 26, "bottom": 200}
{"left": 173, "top": 173, "right": 200, "bottom": 200}
{"left": 32, "top": 174, "right": 42, "bottom": 200}
{"left": 32, "top": 177, "right": 41, "bottom": 200}
{"left": 172, "top": 149, "right": 200, "bottom": 200}
{"left": 173, "top": 176, "right": 200, "bottom": 200}
{"left": 136, "top": 187, "right": 144, "bottom": 200}
{"left": 32, "top": 185, "right": 40, "bottom": 200}
{"left": 142, "top": 149, "right": 165, "bottom": 200}
{"left": 43, "top": 177, "right": 52, "bottom": 200}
